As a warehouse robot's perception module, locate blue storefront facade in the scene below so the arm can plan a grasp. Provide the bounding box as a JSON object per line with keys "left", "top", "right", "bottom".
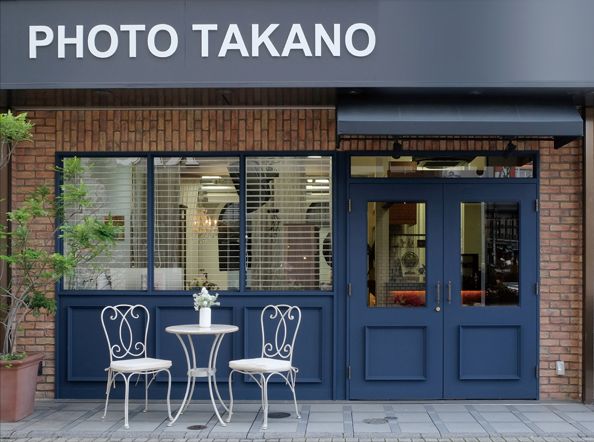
{"left": 1, "top": 0, "right": 594, "bottom": 402}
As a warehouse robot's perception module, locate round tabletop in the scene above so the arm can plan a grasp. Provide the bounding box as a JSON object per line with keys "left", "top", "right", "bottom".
{"left": 165, "top": 324, "right": 239, "bottom": 335}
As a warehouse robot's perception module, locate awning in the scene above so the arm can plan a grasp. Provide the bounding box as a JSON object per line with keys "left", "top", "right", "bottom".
{"left": 337, "top": 97, "right": 584, "bottom": 148}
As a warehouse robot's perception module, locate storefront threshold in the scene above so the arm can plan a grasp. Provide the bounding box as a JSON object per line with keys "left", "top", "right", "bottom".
{"left": 3, "top": 399, "right": 593, "bottom": 440}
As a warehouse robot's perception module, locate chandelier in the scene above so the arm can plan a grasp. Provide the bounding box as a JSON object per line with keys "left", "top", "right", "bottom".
{"left": 191, "top": 208, "right": 218, "bottom": 236}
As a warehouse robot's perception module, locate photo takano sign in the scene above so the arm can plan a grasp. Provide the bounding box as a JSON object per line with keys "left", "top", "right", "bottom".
{"left": 1, "top": 0, "right": 594, "bottom": 89}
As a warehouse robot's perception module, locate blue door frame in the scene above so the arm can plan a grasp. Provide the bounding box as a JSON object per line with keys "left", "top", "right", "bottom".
{"left": 348, "top": 182, "right": 538, "bottom": 399}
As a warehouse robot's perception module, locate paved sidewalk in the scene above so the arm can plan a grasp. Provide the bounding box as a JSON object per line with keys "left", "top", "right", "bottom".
{"left": 2, "top": 401, "right": 594, "bottom": 441}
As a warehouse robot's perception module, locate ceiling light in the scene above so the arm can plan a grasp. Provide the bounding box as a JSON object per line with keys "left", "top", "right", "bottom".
{"left": 201, "top": 185, "right": 234, "bottom": 190}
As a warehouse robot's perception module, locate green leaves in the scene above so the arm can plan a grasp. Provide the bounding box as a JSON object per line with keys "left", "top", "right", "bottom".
{"left": 0, "top": 111, "right": 33, "bottom": 144}
{"left": 1, "top": 156, "right": 122, "bottom": 355}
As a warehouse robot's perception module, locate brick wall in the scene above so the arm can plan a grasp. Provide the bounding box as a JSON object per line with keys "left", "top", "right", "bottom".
{"left": 11, "top": 107, "right": 583, "bottom": 400}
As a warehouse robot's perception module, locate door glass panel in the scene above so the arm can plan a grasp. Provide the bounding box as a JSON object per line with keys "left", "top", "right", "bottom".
{"left": 368, "top": 202, "right": 426, "bottom": 308}
{"left": 460, "top": 202, "right": 520, "bottom": 306}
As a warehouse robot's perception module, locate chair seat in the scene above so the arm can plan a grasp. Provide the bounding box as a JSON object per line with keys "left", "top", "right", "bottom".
{"left": 110, "top": 357, "right": 172, "bottom": 373}
{"left": 229, "top": 357, "right": 292, "bottom": 373}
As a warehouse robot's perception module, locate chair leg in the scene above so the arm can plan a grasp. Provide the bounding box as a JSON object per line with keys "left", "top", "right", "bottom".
{"left": 261, "top": 374, "right": 269, "bottom": 430}
{"left": 289, "top": 370, "right": 300, "bottom": 419}
{"left": 226, "top": 370, "right": 235, "bottom": 423}
{"left": 123, "top": 374, "right": 131, "bottom": 429}
{"left": 103, "top": 369, "right": 113, "bottom": 419}
{"left": 165, "top": 369, "right": 173, "bottom": 421}
{"left": 144, "top": 373, "right": 149, "bottom": 412}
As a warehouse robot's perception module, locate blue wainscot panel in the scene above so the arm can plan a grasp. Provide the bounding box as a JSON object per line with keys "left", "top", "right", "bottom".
{"left": 57, "top": 295, "right": 333, "bottom": 400}
{"left": 66, "top": 306, "right": 112, "bottom": 382}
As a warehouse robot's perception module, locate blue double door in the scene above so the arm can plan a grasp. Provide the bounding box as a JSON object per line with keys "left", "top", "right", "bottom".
{"left": 348, "top": 183, "right": 538, "bottom": 399}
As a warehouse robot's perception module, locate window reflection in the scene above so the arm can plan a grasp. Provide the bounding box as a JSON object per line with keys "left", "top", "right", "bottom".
{"left": 460, "top": 202, "right": 520, "bottom": 306}
{"left": 368, "top": 202, "right": 427, "bottom": 308}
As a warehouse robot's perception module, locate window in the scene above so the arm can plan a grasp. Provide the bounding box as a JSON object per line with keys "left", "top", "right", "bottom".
{"left": 63, "top": 157, "right": 148, "bottom": 290}
{"left": 246, "top": 157, "right": 333, "bottom": 291}
{"left": 62, "top": 155, "right": 333, "bottom": 292}
{"left": 351, "top": 155, "right": 534, "bottom": 178}
{"left": 154, "top": 157, "right": 239, "bottom": 290}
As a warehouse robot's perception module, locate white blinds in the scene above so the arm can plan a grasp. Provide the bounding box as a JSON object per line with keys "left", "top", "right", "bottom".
{"left": 246, "top": 156, "right": 332, "bottom": 291}
{"left": 154, "top": 157, "right": 239, "bottom": 291}
{"left": 63, "top": 157, "right": 147, "bottom": 290}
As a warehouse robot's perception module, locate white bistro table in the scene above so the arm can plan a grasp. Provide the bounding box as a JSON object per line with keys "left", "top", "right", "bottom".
{"left": 165, "top": 324, "right": 239, "bottom": 427}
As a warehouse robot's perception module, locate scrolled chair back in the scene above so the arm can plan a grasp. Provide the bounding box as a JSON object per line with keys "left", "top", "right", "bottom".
{"left": 260, "top": 304, "right": 301, "bottom": 363}
{"left": 101, "top": 304, "right": 150, "bottom": 362}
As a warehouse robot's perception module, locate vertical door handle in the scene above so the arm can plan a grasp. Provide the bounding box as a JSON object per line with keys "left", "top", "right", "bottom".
{"left": 447, "top": 281, "right": 452, "bottom": 304}
{"left": 435, "top": 281, "right": 441, "bottom": 312}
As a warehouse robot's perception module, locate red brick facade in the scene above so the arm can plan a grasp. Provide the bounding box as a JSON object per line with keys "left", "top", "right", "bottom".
{"left": 11, "top": 105, "right": 583, "bottom": 400}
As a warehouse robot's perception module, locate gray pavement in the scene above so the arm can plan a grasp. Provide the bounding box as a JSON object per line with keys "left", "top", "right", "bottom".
{"left": 2, "top": 400, "right": 594, "bottom": 441}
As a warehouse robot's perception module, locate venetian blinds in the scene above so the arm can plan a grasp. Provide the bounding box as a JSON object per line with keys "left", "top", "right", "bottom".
{"left": 153, "top": 157, "right": 240, "bottom": 291}
{"left": 246, "top": 156, "right": 333, "bottom": 291}
{"left": 63, "top": 157, "right": 148, "bottom": 290}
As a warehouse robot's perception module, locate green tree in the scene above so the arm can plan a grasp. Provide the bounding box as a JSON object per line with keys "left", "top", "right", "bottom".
{"left": 0, "top": 111, "right": 33, "bottom": 169}
{"left": 0, "top": 157, "right": 122, "bottom": 356}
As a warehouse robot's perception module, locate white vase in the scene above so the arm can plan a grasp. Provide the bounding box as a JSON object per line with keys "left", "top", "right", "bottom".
{"left": 199, "top": 307, "right": 212, "bottom": 327}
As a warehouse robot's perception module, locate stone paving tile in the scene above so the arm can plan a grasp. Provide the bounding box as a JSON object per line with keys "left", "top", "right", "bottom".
{"left": 307, "top": 422, "right": 347, "bottom": 434}
{"left": 489, "top": 422, "right": 535, "bottom": 434}
{"left": 442, "top": 423, "right": 487, "bottom": 435}
{"left": 352, "top": 412, "right": 393, "bottom": 422}
{"left": 352, "top": 422, "right": 393, "bottom": 433}
{"left": 309, "top": 404, "right": 347, "bottom": 412}
{"left": 478, "top": 413, "right": 521, "bottom": 423}
{"left": 471, "top": 406, "right": 513, "bottom": 412}
{"left": 532, "top": 422, "right": 582, "bottom": 434}
{"left": 308, "top": 412, "right": 345, "bottom": 423}
{"left": 520, "top": 413, "right": 566, "bottom": 423}
{"left": 437, "top": 414, "right": 478, "bottom": 423}
{"left": 432, "top": 406, "right": 470, "bottom": 413}
{"left": 565, "top": 413, "right": 594, "bottom": 422}
{"left": 389, "top": 405, "right": 427, "bottom": 413}
{"left": 397, "top": 422, "right": 440, "bottom": 434}
{"left": 391, "top": 413, "right": 433, "bottom": 423}
{"left": 3, "top": 401, "right": 594, "bottom": 441}
{"left": 350, "top": 405, "right": 389, "bottom": 412}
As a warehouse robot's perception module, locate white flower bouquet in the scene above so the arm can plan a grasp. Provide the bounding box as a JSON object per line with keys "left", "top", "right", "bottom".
{"left": 193, "top": 286, "right": 220, "bottom": 311}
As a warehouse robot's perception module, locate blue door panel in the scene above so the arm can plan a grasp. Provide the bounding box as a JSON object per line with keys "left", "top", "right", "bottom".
{"left": 348, "top": 182, "right": 538, "bottom": 400}
{"left": 443, "top": 183, "right": 538, "bottom": 399}
{"left": 364, "top": 326, "right": 428, "bottom": 381}
{"left": 348, "top": 184, "right": 444, "bottom": 399}
{"left": 57, "top": 295, "right": 333, "bottom": 400}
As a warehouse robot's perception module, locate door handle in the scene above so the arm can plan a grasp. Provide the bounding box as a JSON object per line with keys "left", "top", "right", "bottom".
{"left": 447, "top": 281, "right": 452, "bottom": 304}
{"left": 435, "top": 281, "right": 441, "bottom": 312}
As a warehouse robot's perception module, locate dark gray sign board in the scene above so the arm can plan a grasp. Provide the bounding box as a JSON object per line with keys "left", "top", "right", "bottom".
{"left": 2, "top": 0, "right": 594, "bottom": 90}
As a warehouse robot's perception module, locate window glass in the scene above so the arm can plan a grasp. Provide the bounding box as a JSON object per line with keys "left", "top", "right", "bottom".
{"left": 246, "top": 156, "right": 333, "bottom": 291}
{"left": 351, "top": 155, "right": 534, "bottom": 178}
{"left": 154, "top": 157, "right": 239, "bottom": 291}
{"left": 63, "top": 157, "right": 148, "bottom": 290}
{"left": 368, "top": 202, "right": 427, "bottom": 307}
{"left": 460, "top": 202, "right": 520, "bottom": 306}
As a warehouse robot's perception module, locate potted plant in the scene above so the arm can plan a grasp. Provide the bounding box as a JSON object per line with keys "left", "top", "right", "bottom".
{"left": 193, "top": 287, "right": 220, "bottom": 328}
{"left": 0, "top": 156, "right": 122, "bottom": 421}
{"left": 0, "top": 111, "right": 33, "bottom": 169}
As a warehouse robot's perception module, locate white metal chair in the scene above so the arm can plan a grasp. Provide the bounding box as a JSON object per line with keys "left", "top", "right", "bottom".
{"left": 101, "top": 304, "right": 173, "bottom": 429}
{"left": 226, "top": 304, "right": 302, "bottom": 430}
